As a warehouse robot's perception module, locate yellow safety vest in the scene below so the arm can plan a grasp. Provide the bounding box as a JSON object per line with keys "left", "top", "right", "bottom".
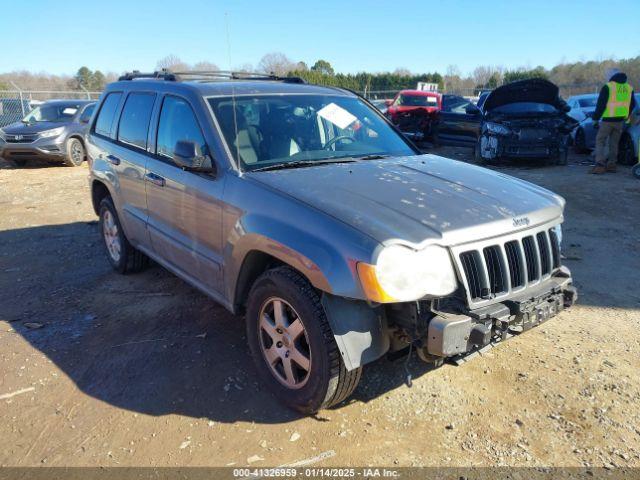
{"left": 602, "top": 81, "right": 632, "bottom": 119}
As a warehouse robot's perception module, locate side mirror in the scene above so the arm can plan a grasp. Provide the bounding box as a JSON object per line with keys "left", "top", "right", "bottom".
{"left": 465, "top": 104, "right": 481, "bottom": 115}
{"left": 385, "top": 99, "right": 393, "bottom": 107}
{"left": 173, "top": 140, "right": 215, "bottom": 174}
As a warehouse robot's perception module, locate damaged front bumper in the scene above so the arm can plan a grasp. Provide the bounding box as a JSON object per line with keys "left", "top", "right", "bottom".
{"left": 478, "top": 134, "right": 566, "bottom": 159}
{"left": 382, "top": 267, "right": 577, "bottom": 366}
{"left": 423, "top": 273, "right": 577, "bottom": 360}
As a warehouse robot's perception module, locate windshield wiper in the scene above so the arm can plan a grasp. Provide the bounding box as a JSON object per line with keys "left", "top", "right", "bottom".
{"left": 249, "top": 158, "right": 356, "bottom": 172}
{"left": 353, "top": 154, "right": 389, "bottom": 160}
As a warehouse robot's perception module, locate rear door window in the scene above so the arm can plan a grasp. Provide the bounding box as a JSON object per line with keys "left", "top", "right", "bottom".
{"left": 95, "top": 93, "right": 122, "bottom": 136}
{"left": 156, "top": 96, "right": 205, "bottom": 159}
{"left": 117, "top": 93, "right": 156, "bottom": 150}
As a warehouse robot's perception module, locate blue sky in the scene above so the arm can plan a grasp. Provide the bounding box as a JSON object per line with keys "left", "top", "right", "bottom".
{"left": 3, "top": 0, "right": 639, "bottom": 76}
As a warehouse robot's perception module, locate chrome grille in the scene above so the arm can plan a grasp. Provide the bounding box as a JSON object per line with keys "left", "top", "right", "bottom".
{"left": 5, "top": 133, "right": 38, "bottom": 143}
{"left": 455, "top": 226, "right": 561, "bottom": 304}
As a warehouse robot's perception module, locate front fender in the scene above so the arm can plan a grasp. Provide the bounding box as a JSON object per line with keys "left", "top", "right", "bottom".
{"left": 226, "top": 211, "right": 378, "bottom": 304}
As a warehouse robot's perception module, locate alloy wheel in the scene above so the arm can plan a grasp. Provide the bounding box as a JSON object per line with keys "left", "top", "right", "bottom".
{"left": 71, "top": 141, "right": 84, "bottom": 164}
{"left": 258, "top": 297, "right": 311, "bottom": 389}
{"left": 102, "top": 210, "right": 122, "bottom": 262}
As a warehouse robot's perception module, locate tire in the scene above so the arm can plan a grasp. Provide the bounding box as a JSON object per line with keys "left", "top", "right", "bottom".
{"left": 246, "top": 267, "right": 362, "bottom": 414}
{"left": 573, "top": 128, "right": 589, "bottom": 154}
{"left": 555, "top": 148, "right": 568, "bottom": 166}
{"left": 632, "top": 163, "right": 640, "bottom": 179}
{"left": 473, "top": 137, "right": 487, "bottom": 164}
{"left": 98, "top": 197, "right": 148, "bottom": 274}
{"left": 64, "top": 138, "right": 85, "bottom": 167}
{"left": 8, "top": 158, "right": 27, "bottom": 167}
{"left": 618, "top": 134, "right": 635, "bottom": 166}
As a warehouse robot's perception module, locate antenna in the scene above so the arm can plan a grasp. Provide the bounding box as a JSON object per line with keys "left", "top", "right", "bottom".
{"left": 225, "top": 12, "right": 241, "bottom": 173}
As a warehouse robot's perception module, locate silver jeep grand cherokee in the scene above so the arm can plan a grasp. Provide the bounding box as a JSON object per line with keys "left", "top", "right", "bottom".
{"left": 88, "top": 71, "right": 577, "bottom": 413}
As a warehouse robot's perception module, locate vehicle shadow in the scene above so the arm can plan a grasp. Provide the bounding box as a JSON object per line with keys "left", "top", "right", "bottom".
{"left": 1, "top": 220, "right": 637, "bottom": 424}
{"left": 0, "top": 221, "right": 440, "bottom": 425}
{"left": 0, "top": 158, "right": 70, "bottom": 169}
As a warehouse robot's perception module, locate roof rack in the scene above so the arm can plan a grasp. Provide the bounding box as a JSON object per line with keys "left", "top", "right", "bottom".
{"left": 118, "top": 70, "right": 180, "bottom": 81}
{"left": 118, "top": 69, "right": 306, "bottom": 84}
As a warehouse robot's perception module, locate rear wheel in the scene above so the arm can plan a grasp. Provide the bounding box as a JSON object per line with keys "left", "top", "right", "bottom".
{"left": 98, "top": 197, "right": 148, "bottom": 273}
{"left": 64, "top": 138, "right": 85, "bottom": 167}
{"left": 618, "top": 134, "right": 635, "bottom": 166}
{"left": 246, "top": 267, "right": 361, "bottom": 413}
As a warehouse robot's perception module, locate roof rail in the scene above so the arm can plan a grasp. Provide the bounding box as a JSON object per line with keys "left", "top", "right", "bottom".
{"left": 173, "top": 70, "right": 306, "bottom": 84}
{"left": 118, "top": 70, "right": 179, "bottom": 81}
{"left": 118, "top": 69, "right": 306, "bottom": 84}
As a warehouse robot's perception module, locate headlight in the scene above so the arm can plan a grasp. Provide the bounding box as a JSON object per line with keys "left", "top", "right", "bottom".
{"left": 357, "top": 244, "right": 458, "bottom": 303}
{"left": 484, "top": 122, "right": 511, "bottom": 135}
{"left": 39, "top": 127, "right": 65, "bottom": 139}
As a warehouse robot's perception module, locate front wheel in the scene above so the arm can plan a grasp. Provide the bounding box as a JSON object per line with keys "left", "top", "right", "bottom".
{"left": 64, "top": 138, "right": 85, "bottom": 167}
{"left": 573, "top": 128, "right": 589, "bottom": 153}
{"left": 8, "top": 158, "right": 27, "bottom": 167}
{"left": 618, "top": 134, "right": 635, "bottom": 166}
{"left": 246, "top": 267, "right": 361, "bottom": 414}
{"left": 555, "top": 148, "right": 568, "bottom": 166}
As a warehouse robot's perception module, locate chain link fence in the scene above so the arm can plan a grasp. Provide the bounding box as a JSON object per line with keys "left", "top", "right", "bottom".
{"left": 0, "top": 89, "right": 101, "bottom": 127}
{"left": 0, "top": 82, "right": 606, "bottom": 127}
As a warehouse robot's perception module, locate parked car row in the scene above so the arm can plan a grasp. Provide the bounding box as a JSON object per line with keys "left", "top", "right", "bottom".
{"left": 376, "top": 80, "right": 639, "bottom": 167}
{"left": 0, "top": 100, "right": 95, "bottom": 167}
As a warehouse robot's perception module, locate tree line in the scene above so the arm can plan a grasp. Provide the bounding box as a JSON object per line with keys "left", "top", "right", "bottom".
{"left": 2, "top": 53, "right": 640, "bottom": 95}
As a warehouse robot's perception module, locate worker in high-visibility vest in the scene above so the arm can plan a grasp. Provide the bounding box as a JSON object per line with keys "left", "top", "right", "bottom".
{"left": 590, "top": 68, "right": 636, "bottom": 174}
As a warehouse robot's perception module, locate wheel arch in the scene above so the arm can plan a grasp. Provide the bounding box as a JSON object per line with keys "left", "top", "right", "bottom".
{"left": 91, "top": 179, "right": 112, "bottom": 215}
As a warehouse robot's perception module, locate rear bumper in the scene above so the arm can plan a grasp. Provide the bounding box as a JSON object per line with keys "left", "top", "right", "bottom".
{"left": 427, "top": 272, "right": 576, "bottom": 358}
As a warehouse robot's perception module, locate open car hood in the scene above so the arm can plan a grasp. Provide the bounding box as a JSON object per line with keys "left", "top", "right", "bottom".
{"left": 483, "top": 79, "right": 562, "bottom": 112}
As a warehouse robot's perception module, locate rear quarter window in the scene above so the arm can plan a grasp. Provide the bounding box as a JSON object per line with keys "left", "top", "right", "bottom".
{"left": 117, "top": 93, "right": 156, "bottom": 150}
{"left": 94, "top": 93, "right": 122, "bottom": 136}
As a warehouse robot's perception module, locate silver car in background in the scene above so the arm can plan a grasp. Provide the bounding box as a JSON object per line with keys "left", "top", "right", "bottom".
{"left": 0, "top": 100, "right": 95, "bottom": 167}
{"left": 567, "top": 94, "right": 598, "bottom": 152}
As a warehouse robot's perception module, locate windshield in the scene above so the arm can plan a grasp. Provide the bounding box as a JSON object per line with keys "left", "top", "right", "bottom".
{"left": 491, "top": 102, "right": 558, "bottom": 114}
{"left": 578, "top": 97, "right": 597, "bottom": 108}
{"left": 208, "top": 94, "right": 415, "bottom": 171}
{"left": 23, "top": 104, "right": 79, "bottom": 123}
{"left": 397, "top": 94, "right": 438, "bottom": 107}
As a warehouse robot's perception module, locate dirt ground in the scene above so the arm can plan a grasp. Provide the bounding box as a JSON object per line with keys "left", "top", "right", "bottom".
{"left": 0, "top": 147, "right": 639, "bottom": 469}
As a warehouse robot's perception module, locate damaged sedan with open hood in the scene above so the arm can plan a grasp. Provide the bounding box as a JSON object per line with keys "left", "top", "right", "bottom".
{"left": 436, "top": 79, "right": 577, "bottom": 164}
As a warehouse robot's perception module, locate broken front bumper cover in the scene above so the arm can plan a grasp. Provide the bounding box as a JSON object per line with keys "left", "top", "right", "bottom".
{"left": 426, "top": 272, "right": 577, "bottom": 359}
{"left": 478, "top": 134, "right": 565, "bottom": 159}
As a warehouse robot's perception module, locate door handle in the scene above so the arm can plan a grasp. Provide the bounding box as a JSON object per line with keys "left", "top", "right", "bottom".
{"left": 106, "top": 154, "right": 120, "bottom": 165}
{"left": 145, "top": 172, "right": 166, "bottom": 187}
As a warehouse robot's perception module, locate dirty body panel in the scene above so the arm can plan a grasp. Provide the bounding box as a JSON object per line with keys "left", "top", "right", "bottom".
{"left": 88, "top": 76, "right": 576, "bottom": 379}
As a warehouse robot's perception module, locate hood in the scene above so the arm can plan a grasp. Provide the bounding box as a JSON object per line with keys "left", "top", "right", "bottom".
{"left": 483, "top": 79, "right": 561, "bottom": 112}
{"left": 247, "top": 155, "right": 564, "bottom": 247}
{"left": 1, "top": 121, "right": 65, "bottom": 134}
